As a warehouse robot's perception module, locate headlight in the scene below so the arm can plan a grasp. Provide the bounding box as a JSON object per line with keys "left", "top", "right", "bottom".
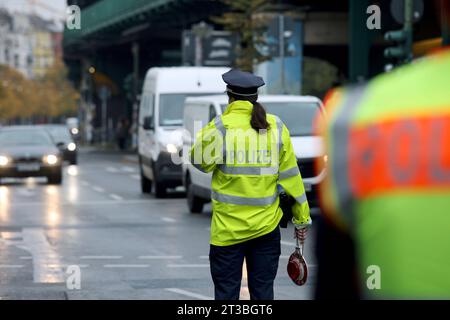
{"left": 166, "top": 143, "right": 178, "bottom": 153}
{"left": 323, "top": 155, "right": 328, "bottom": 163}
{"left": 67, "top": 142, "right": 76, "bottom": 151}
{"left": 44, "top": 154, "right": 58, "bottom": 165}
{"left": 0, "top": 155, "right": 9, "bottom": 166}
{"left": 71, "top": 128, "right": 79, "bottom": 135}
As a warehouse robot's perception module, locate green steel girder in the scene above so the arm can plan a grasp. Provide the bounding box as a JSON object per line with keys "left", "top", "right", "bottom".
{"left": 64, "top": 0, "right": 197, "bottom": 46}
{"left": 64, "top": 0, "right": 222, "bottom": 50}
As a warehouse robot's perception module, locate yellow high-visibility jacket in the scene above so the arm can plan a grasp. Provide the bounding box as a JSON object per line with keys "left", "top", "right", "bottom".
{"left": 190, "top": 100, "right": 310, "bottom": 246}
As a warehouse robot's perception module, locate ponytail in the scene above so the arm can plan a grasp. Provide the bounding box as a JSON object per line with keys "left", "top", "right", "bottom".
{"left": 227, "top": 91, "right": 270, "bottom": 132}
{"left": 250, "top": 101, "right": 270, "bottom": 132}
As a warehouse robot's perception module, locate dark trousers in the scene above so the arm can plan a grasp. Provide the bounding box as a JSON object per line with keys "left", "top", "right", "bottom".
{"left": 209, "top": 226, "right": 281, "bottom": 300}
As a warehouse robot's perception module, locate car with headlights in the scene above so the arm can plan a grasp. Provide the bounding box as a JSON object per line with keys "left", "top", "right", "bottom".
{"left": 182, "top": 95, "right": 327, "bottom": 213}
{"left": 41, "top": 124, "right": 78, "bottom": 165}
{"left": 0, "top": 126, "right": 63, "bottom": 185}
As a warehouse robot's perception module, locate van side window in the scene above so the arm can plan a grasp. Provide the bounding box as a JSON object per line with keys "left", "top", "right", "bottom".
{"left": 209, "top": 104, "right": 217, "bottom": 122}
{"left": 139, "top": 93, "right": 154, "bottom": 124}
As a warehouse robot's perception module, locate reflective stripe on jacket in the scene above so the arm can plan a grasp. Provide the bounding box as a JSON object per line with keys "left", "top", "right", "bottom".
{"left": 190, "top": 100, "right": 310, "bottom": 246}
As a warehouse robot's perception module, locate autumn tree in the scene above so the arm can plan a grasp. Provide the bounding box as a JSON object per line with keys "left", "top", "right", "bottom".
{"left": 0, "top": 60, "right": 79, "bottom": 124}
{"left": 213, "top": 0, "right": 271, "bottom": 72}
{"left": 38, "top": 60, "right": 79, "bottom": 119}
{"left": 0, "top": 65, "right": 31, "bottom": 121}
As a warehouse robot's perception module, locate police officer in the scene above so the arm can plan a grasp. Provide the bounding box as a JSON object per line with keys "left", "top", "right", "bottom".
{"left": 190, "top": 69, "right": 311, "bottom": 300}
{"left": 315, "top": 43, "right": 450, "bottom": 298}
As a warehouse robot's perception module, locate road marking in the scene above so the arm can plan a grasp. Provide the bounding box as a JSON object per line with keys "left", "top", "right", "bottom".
{"left": 281, "top": 240, "right": 296, "bottom": 247}
{"left": 165, "top": 288, "right": 213, "bottom": 300}
{"left": 104, "top": 264, "right": 149, "bottom": 268}
{"left": 121, "top": 166, "right": 136, "bottom": 173}
{"left": 130, "top": 174, "right": 140, "bottom": 180}
{"left": 0, "top": 265, "right": 24, "bottom": 268}
{"left": 63, "top": 264, "right": 90, "bottom": 268}
{"left": 138, "top": 255, "right": 182, "bottom": 260}
{"left": 22, "top": 228, "right": 64, "bottom": 283}
{"left": 199, "top": 255, "right": 209, "bottom": 259}
{"left": 19, "top": 256, "right": 32, "bottom": 260}
{"left": 106, "top": 167, "right": 119, "bottom": 173}
{"left": 167, "top": 264, "right": 209, "bottom": 268}
{"left": 92, "top": 186, "right": 105, "bottom": 193}
{"left": 109, "top": 194, "right": 123, "bottom": 201}
{"left": 80, "top": 256, "right": 123, "bottom": 260}
{"left": 161, "top": 217, "right": 176, "bottom": 223}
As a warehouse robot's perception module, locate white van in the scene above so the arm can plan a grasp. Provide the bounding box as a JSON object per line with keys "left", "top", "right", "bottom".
{"left": 182, "top": 95, "right": 326, "bottom": 213}
{"left": 138, "top": 67, "right": 229, "bottom": 197}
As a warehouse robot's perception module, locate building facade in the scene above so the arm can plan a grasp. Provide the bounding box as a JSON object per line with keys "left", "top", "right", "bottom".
{"left": 0, "top": 9, "right": 62, "bottom": 79}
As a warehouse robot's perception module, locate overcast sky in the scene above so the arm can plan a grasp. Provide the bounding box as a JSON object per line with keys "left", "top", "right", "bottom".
{"left": 0, "top": 0, "right": 68, "bottom": 21}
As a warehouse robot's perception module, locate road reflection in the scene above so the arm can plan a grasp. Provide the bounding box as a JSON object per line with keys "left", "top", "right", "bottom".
{"left": 0, "top": 186, "right": 9, "bottom": 222}
{"left": 24, "top": 177, "right": 37, "bottom": 189}
{"left": 45, "top": 186, "right": 61, "bottom": 227}
{"left": 67, "top": 165, "right": 79, "bottom": 204}
{"left": 67, "top": 165, "right": 78, "bottom": 176}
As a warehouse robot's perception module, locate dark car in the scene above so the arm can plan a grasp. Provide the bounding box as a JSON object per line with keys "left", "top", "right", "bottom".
{"left": 41, "top": 125, "right": 78, "bottom": 165}
{"left": 0, "top": 126, "right": 63, "bottom": 185}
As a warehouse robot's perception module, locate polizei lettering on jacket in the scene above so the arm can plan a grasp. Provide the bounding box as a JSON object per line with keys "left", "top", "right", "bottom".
{"left": 190, "top": 126, "right": 279, "bottom": 166}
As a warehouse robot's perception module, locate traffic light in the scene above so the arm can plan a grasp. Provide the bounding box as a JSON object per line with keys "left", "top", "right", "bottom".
{"left": 384, "top": 29, "right": 412, "bottom": 62}
{"left": 384, "top": 0, "right": 416, "bottom": 65}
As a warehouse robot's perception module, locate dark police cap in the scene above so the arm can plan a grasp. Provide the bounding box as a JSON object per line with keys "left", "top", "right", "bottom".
{"left": 222, "top": 69, "right": 265, "bottom": 96}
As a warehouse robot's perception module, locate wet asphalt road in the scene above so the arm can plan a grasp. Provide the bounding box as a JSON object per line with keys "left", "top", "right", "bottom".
{"left": 0, "top": 148, "right": 317, "bottom": 300}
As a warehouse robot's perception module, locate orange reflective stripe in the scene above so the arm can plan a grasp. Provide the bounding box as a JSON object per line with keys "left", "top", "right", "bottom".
{"left": 349, "top": 114, "right": 450, "bottom": 198}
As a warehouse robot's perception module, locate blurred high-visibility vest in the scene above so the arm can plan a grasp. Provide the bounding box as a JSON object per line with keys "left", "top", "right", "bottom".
{"left": 190, "top": 100, "right": 310, "bottom": 246}
{"left": 319, "top": 50, "right": 450, "bottom": 298}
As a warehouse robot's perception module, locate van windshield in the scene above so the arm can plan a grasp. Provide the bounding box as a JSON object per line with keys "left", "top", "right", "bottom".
{"left": 221, "top": 101, "right": 323, "bottom": 136}
{"left": 159, "top": 93, "right": 218, "bottom": 126}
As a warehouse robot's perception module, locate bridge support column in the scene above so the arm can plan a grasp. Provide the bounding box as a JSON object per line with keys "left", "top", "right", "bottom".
{"left": 131, "top": 42, "right": 140, "bottom": 150}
